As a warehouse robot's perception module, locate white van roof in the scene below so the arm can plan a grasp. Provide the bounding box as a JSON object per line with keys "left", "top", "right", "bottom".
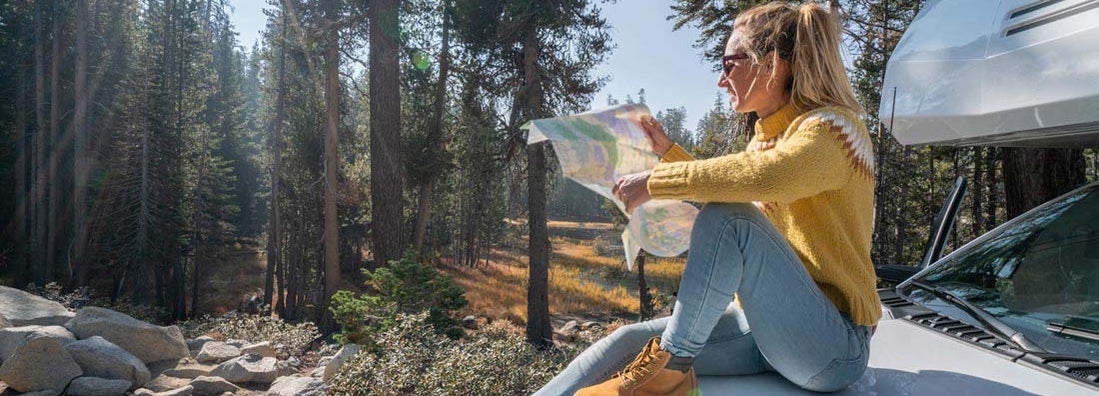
{"left": 879, "top": 0, "right": 1099, "bottom": 147}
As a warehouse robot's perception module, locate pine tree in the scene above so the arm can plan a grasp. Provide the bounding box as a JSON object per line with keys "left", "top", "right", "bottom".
{"left": 452, "top": 0, "right": 611, "bottom": 349}
{"left": 369, "top": 0, "right": 404, "bottom": 269}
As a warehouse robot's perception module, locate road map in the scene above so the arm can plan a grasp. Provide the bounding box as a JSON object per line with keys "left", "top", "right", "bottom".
{"left": 524, "top": 103, "right": 698, "bottom": 269}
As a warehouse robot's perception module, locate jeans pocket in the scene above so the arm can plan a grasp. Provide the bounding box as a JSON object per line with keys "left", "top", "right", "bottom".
{"left": 801, "top": 322, "right": 871, "bottom": 392}
{"left": 801, "top": 354, "right": 870, "bottom": 392}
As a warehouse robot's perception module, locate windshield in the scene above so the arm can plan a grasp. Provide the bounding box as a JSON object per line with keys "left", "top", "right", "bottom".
{"left": 907, "top": 184, "right": 1099, "bottom": 360}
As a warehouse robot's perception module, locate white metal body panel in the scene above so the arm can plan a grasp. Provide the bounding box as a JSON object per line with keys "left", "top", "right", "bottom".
{"left": 879, "top": 0, "right": 1099, "bottom": 147}
{"left": 698, "top": 319, "right": 1098, "bottom": 395}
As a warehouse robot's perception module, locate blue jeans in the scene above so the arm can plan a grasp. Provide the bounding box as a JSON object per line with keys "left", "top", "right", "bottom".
{"left": 534, "top": 203, "right": 872, "bottom": 395}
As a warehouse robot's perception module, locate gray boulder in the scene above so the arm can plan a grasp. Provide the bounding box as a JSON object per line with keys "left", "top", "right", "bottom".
{"left": 224, "top": 338, "right": 248, "bottom": 348}
{"left": 64, "top": 336, "right": 151, "bottom": 389}
{"left": 0, "top": 312, "right": 10, "bottom": 329}
{"left": 208, "top": 353, "right": 278, "bottom": 384}
{"left": 581, "top": 321, "right": 602, "bottom": 330}
{"left": 557, "top": 320, "right": 581, "bottom": 342}
{"left": 189, "top": 375, "right": 241, "bottom": 396}
{"left": 143, "top": 375, "right": 191, "bottom": 392}
{"left": 241, "top": 341, "right": 277, "bottom": 358}
{"left": 194, "top": 341, "right": 240, "bottom": 364}
{"left": 0, "top": 286, "right": 74, "bottom": 327}
{"left": 65, "top": 377, "right": 131, "bottom": 396}
{"left": 134, "top": 385, "right": 194, "bottom": 396}
{"left": 65, "top": 307, "right": 189, "bottom": 363}
{"left": 186, "top": 336, "right": 215, "bottom": 352}
{"left": 17, "top": 390, "right": 61, "bottom": 396}
{"left": 160, "top": 362, "right": 215, "bottom": 379}
{"left": 0, "top": 334, "right": 82, "bottom": 393}
{"left": 266, "top": 376, "right": 328, "bottom": 396}
{"left": 0, "top": 325, "right": 75, "bottom": 360}
{"left": 322, "top": 344, "right": 360, "bottom": 381}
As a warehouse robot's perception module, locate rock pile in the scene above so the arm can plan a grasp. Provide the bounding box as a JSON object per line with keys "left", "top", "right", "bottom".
{"left": 0, "top": 286, "right": 337, "bottom": 395}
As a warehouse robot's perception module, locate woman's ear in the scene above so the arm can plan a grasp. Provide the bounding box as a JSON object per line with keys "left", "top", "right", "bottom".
{"left": 764, "top": 51, "right": 792, "bottom": 87}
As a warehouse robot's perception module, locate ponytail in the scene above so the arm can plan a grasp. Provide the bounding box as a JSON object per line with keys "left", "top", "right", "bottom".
{"left": 732, "top": 2, "right": 862, "bottom": 113}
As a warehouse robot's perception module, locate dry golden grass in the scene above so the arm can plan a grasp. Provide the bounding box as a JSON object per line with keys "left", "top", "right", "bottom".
{"left": 439, "top": 222, "right": 687, "bottom": 325}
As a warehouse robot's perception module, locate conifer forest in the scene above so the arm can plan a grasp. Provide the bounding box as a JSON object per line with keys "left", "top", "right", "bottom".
{"left": 1, "top": 0, "right": 1097, "bottom": 350}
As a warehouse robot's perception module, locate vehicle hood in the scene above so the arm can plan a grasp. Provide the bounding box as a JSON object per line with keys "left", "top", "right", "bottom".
{"left": 697, "top": 311, "right": 1098, "bottom": 395}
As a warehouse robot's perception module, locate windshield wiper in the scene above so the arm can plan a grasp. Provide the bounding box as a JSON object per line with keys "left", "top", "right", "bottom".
{"left": 1048, "top": 320, "right": 1099, "bottom": 343}
{"left": 905, "top": 280, "right": 1049, "bottom": 353}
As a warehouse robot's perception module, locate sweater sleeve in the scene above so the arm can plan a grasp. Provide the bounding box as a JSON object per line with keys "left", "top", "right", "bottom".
{"left": 647, "top": 114, "right": 858, "bottom": 204}
{"left": 660, "top": 144, "right": 695, "bottom": 163}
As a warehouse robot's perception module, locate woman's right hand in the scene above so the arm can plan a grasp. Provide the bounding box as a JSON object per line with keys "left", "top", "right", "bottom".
{"left": 638, "top": 114, "right": 673, "bottom": 157}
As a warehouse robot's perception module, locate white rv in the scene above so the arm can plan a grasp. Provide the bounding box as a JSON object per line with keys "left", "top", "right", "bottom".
{"left": 700, "top": 0, "right": 1099, "bottom": 394}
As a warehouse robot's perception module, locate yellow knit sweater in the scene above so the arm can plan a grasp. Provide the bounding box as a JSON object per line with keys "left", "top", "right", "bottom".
{"left": 648, "top": 102, "right": 881, "bottom": 326}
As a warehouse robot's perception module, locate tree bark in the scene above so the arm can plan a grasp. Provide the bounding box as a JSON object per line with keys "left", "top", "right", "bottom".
{"left": 971, "top": 147, "right": 984, "bottom": 236}
{"left": 368, "top": 0, "right": 404, "bottom": 269}
{"left": 1002, "top": 147, "right": 1086, "bottom": 219}
{"left": 985, "top": 147, "right": 998, "bottom": 229}
{"left": 266, "top": 0, "right": 289, "bottom": 311}
{"left": 322, "top": 0, "right": 342, "bottom": 329}
{"left": 523, "top": 27, "right": 553, "bottom": 350}
{"left": 33, "top": 0, "right": 49, "bottom": 284}
{"left": 47, "top": 0, "right": 61, "bottom": 282}
{"left": 13, "top": 53, "right": 29, "bottom": 287}
{"left": 74, "top": 0, "right": 90, "bottom": 286}
{"left": 892, "top": 146, "right": 911, "bottom": 265}
{"left": 637, "top": 253, "right": 650, "bottom": 322}
{"left": 412, "top": 1, "right": 451, "bottom": 258}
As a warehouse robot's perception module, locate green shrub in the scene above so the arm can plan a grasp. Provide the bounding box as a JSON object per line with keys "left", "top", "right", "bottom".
{"left": 331, "top": 255, "right": 467, "bottom": 345}
{"left": 329, "top": 313, "right": 598, "bottom": 396}
{"left": 592, "top": 235, "right": 624, "bottom": 258}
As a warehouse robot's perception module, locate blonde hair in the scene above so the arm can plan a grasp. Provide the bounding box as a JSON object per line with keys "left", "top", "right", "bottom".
{"left": 732, "top": 1, "right": 863, "bottom": 113}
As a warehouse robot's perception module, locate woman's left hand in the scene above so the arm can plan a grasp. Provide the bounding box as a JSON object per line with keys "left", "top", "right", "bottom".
{"left": 612, "top": 171, "right": 653, "bottom": 214}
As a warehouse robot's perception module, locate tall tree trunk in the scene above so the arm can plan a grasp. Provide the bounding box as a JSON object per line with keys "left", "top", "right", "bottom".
{"left": 266, "top": 0, "right": 289, "bottom": 311}
{"left": 523, "top": 27, "right": 553, "bottom": 350}
{"left": 47, "top": 0, "right": 61, "bottom": 282}
{"left": 33, "top": 0, "right": 49, "bottom": 284}
{"left": 74, "top": 0, "right": 90, "bottom": 286}
{"left": 1002, "top": 147, "right": 1086, "bottom": 219}
{"left": 985, "top": 147, "right": 998, "bottom": 230}
{"left": 971, "top": 147, "right": 984, "bottom": 236}
{"left": 368, "top": 0, "right": 404, "bottom": 268}
{"left": 412, "top": 1, "right": 451, "bottom": 258}
{"left": 14, "top": 58, "right": 29, "bottom": 287}
{"left": 892, "top": 146, "right": 911, "bottom": 265}
{"left": 322, "top": 0, "right": 342, "bottom": 329}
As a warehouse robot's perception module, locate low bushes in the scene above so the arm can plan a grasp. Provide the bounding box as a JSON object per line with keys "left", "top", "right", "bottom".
{"left": 329, "top": 312, "right": 599, "bottom": 396}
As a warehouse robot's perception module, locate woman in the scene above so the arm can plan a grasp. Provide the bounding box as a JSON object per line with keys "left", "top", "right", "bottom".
{"left": 534, "top": 2, "right": 880, "bottom": 395}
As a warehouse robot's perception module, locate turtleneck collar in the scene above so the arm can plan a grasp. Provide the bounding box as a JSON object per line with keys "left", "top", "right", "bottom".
{"left": 754, "top": 101, "right": 802, "bottom": 141}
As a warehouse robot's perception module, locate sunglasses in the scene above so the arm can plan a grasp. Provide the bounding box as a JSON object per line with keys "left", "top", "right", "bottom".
{"left": 722, "top": 53, "right": 751, "bottom": 76}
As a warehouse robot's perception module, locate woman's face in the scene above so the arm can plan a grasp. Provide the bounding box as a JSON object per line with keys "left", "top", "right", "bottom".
{"left": 719, "top": 29, "right": 790, "bottom": 114}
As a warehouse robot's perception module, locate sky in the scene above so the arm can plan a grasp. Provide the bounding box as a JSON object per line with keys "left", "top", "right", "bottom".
{"left": 228, "top": 1, "right": 722, "bottom": 131}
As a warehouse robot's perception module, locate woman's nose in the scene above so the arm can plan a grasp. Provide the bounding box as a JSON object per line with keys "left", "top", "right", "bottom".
{"left": 717, "top": 73, "right": 730, "bottom": 88}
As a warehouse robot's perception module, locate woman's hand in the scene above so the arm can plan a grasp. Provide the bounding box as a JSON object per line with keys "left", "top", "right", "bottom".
{"left": 612, "top": 171, "right": 653, "bottom": 214}
{"left": 638, "top": 114, "right": 673, "bottom": 156}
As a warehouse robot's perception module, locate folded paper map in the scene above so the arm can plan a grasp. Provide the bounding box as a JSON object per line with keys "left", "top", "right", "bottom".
{"left": 523, "top": 103, "right": 698, "bottom": 269}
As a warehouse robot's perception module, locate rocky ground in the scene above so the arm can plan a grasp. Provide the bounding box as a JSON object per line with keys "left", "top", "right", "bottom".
{"left": 0, "top": 286, "right": 355, "bottom": 396}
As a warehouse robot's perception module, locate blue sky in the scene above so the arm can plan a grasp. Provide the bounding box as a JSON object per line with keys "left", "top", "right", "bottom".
{"left": 228, "top": 1, "right": 721, "bottom": 131}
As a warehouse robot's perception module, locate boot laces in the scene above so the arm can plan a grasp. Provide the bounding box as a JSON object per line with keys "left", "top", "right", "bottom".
{"left": 617, "top": 342, "right": 662, "bottom": 387}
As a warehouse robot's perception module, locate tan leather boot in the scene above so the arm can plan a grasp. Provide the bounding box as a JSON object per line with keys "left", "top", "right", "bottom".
{"left": 575, "top": 336, "right": 699, "bottom": 396}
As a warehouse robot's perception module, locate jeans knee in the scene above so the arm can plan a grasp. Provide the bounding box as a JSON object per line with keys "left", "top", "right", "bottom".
{"left": 609, "top": 323, "right": 657, "bottom": 346}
